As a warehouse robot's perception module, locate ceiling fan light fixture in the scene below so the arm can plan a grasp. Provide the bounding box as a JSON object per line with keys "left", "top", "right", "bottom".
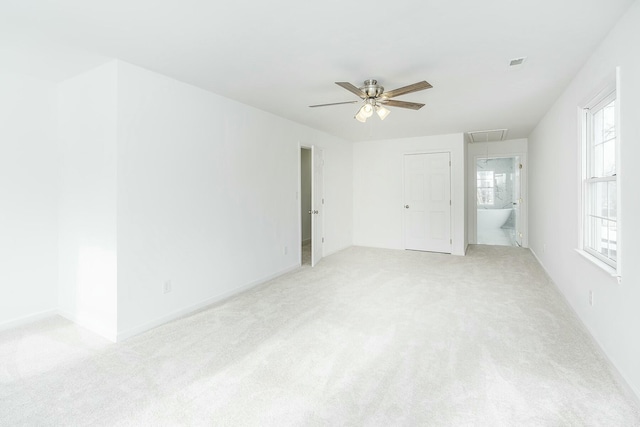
{"left": 355, "top": 103, "right": 374, "bottom": 122}
{"left": 362, "top": 103, "right": 374, "bottom": 118}
{"left": 376, "top": 105, "right": 391, "bottom": 120}
{"left": 327, "top": 79, "right": 431, "bottom": 123}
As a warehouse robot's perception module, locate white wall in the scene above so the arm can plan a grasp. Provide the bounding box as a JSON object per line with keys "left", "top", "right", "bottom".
{"left": 467, "top": 138, "right": 528, "bottom": 245}
{"left": 115, "top": 62, "right": 353, "bottom": 338}
{"left": 0, "top": 73, "right": 58, "bottom": 327}
{"left": 300, "top": 148, "right": 312, "bottom": 243}
{"left": 57, "top": 61, "right": 118, "bottom": 340}
{"left": 528, "top": 0, "right": 640, "bottom": 398}
{"left": 353, "top": 133, "right": 466, "bottom": 255}
{"left": 1, "top": 59, "right": 352, "bottom": 340}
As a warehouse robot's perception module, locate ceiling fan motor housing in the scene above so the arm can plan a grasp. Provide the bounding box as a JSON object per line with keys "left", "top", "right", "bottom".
{"left": 361, "top": 79, "right": 384, "bottom": 98}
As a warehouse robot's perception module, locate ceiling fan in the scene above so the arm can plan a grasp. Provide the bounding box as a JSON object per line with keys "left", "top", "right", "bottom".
{"left": 309, "top": 79, "right": 433, "bottom": 122}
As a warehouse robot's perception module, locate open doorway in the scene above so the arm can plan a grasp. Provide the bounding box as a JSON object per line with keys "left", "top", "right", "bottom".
{"left": 299, "top": 145, "right": 324, "bottom": 267}
{"left": 476, "top": 156, "right": 522, "bottom": 247}
{"left": 300, "top": 147, "right": 312, "bottom": 266}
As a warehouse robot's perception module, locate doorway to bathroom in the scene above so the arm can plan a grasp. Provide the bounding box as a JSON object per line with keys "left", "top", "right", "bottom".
{"left": 476, "top": 156, "right": 522, "bottom": 246}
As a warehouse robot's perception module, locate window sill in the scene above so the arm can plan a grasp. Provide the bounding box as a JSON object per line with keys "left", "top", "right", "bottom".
{"left": 574, "top": 249, "right": 621, "bottom": 282}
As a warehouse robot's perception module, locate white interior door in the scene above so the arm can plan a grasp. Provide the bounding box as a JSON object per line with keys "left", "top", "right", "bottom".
{"left": 311, "top": 146, "right": 324, "bottom": 266}
{"left": 514, "top": 157, "right": 523, "bottom": 247}
{"left": 403, "top": 152, "right": 451, "bottom": 253}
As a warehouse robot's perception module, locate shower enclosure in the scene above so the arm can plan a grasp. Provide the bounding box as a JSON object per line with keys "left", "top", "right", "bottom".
{"left": 476, "top": 156, "right": 522, "bottom": 246}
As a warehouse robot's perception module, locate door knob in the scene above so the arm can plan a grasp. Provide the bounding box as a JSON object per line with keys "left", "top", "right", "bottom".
{"left": 404, "top": 205, "right": 410, "bottom": 209}
{"left": 308, "top": 210, "right": 312, "bottom": 214}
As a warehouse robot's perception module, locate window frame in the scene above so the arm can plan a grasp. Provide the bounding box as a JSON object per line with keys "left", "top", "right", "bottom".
{"left": 476, "top": 170, "right": 495, "bottom": 206}
{"left": 579, "top": 80, "right": 620, "bottom": 276}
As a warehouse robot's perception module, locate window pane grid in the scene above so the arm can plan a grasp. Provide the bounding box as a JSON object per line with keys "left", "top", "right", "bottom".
{"left": 589, "top": 99, "right": 616, "bottom": 178}
{"left": 584, "top": 216, "right": 617, "bottom": 266}
{"left": 477, "top": 171, "right": 494, "bottom": 205}
{"left": 583, "top": 92, "right": 617, "bottom": 269}
{"left": 477, "top": 188, "right": 494, "bottom": 205}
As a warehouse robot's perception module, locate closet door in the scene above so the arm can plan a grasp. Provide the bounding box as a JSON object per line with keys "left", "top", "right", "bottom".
{"left": 403, "top": 152, "right": 452, "bottom": 253}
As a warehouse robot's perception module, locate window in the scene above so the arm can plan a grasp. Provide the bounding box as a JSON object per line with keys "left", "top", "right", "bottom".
{"left": 582, "top": 87, "right": 618, "bottom": 270}
{"left": 477, "top": 171, "right": 494, "bottom": 205}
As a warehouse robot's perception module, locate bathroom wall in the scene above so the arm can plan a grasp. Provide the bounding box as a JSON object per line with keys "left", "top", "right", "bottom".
{"left": 467, "top": 138, "right": 528, "bottom": 246}
{"left": 476, "top": 157, "right": 516, "bottom": 211}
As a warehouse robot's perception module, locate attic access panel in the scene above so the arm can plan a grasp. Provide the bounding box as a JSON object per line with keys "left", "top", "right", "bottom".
{"left": 467, "top": 129, "right": 508, "bottom": 143}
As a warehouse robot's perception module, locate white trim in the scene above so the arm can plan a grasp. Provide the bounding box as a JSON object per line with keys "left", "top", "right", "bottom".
{"left": 57, "top": 310, "right": 118, "bottom": 342}
{"left": 300, "top": 142, "right": 325, "bottom": 267}
{"left": 530, "top": 248, "right": 638, "bottom": 404}
{"left": 323, "top": 243, "right": 351, "bottom": 258}
{"left": 615, "top": 66, "right": 623, "bottom": 279}
{"left": 0, "top": 263, "right": 303, "bottom": 342}
{"left": 575, "top": 248, "right": 620, "bottom": 280}
{"left": 116, "top": 263, "right": 301, "bottom": 342}
{"left": 0, "top": 308, "right": 58, "bottom": 332}
{"left": 471, "top": 153, "right": 528, "bottom": 247}
{"left": 579, "top": 74, "right": 619, "bottom": 275}
{"left": 297, "top": 142, "right": 304, "bottom": 267}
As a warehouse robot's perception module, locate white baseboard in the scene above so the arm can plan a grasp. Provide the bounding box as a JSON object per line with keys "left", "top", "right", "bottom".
{"left": 323, "top": 244, "right": 352, "bottom": 258}
{"left": 529, "top": 248, "right": 640, "bottom": 405}
{"left": 116, "top": 263, "right": 301, "bottom": 342}
{"left": 0, "top": 308, "right": 58, "bottom": 332}
{"left": 57, "top": 309, "right": 118, "bottom": 342}
{"left": 0, "top": 264, "right": 303, "bottom": 343}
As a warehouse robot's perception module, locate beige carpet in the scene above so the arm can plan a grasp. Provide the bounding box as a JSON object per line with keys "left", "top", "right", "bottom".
{"left": 2, "top": 245, "right": 639, "bottom": 425}
{"left": 302, "top": 240, "right": 311, "bottom": 266}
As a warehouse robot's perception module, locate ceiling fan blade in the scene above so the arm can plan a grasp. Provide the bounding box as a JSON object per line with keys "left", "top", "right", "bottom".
{"left": 335, "top": 82, "right": 366, "bottom": 99}
{"left": 309, "top": 100, "right": 360, "bottom": 108}
{"left": 383, "top": 99, "right": 425, "bottom": 110}
{"left": 381, "top": 81, "right": 432, "bottom": 99}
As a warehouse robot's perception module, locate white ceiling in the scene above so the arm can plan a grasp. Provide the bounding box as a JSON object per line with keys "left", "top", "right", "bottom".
{"left": 1, "top": 0, "right": 634, "bottom": 142}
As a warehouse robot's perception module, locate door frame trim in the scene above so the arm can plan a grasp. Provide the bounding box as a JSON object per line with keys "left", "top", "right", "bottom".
{"left": 298, "top": 143, "right": 310, "bottom": 267}
{"left": 470, "top": 153, "right": 528, "bottom": 248}
{"left": 310, "top": 146, "right": 324, "bottom": 266}
{"left": 297, "top": 142, "right": 324, "bottom": 266}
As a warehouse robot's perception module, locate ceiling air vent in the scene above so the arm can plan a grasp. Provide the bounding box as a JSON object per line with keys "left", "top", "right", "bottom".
{"left": 467, "top": 129, "right": 508, "bottom": 143}
{"left": 509, "top": 57, "right": 527, "bottom": 68}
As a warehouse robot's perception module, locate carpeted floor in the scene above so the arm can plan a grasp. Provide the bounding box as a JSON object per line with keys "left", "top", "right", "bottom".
{"left": 2, "top": 245, "right": 639, "bottom": 425}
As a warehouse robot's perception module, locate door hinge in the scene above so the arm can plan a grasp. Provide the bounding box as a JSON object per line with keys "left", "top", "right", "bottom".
{"left": 322, "top": 237, "right": 324, "bottom": 243}
{"left": 449, "top": 160, "right": 451, "bottom": 166}
{"left": 322, "top": 198, "right": 324, "bottom": 204}
{"left": 519, "top": 163, "right": 523, "bottom": 169}
{"left": 450, "top": 239, "right": 452, "bottom": 244}
{"left": 449, "top": 200, "right": 452, "bottom": 206}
